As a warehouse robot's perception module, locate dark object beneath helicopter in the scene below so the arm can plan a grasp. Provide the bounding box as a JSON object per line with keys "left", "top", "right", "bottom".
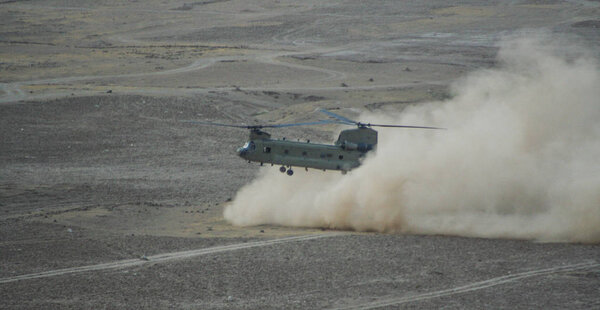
{"left": 184, "top": 109, "right": 443, "bottom": 175}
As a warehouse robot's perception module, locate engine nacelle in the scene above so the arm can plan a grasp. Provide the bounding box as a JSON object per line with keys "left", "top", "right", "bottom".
{"left": 341, "top": 141, "right": 358, "bottom": 150}
{"left": 341, "top": 141, "right": 373, "bottom": 152}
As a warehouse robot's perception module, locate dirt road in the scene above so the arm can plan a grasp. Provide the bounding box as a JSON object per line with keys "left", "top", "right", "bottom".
{"left": 1, "top": 1, "right": 599, "bottom": 308}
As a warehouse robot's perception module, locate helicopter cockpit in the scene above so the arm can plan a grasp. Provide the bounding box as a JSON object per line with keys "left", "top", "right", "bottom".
{"left": 237, "top": 141, "right": 255, "bottom": 157}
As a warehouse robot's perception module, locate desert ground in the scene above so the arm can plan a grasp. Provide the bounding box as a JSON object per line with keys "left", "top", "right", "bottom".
{"left": 1, "top": 0, "right": 599, "bottom": 309}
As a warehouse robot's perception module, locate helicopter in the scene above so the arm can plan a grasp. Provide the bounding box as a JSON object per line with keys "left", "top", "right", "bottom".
{"left": 185, "top": 109, "right": 443, "bottom": 175}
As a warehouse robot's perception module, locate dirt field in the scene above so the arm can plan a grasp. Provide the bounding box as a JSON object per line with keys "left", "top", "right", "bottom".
{"left": 1, "top": 1, "right": 599, "bottom": 309}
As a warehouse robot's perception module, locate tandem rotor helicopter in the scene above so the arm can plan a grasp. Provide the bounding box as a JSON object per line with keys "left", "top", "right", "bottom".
{"left": 185, "top": 109, "right": 443, "bottom": 176}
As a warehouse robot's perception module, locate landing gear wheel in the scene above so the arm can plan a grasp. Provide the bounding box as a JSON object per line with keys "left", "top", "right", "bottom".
{"left": 286, "top": 169, "right": 294, "bottom": 176}
{"left": 279, "top": 166, "right": 286, "bottom": 173}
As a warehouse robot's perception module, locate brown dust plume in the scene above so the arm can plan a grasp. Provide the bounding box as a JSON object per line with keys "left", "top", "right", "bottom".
{"left": 224, "top": 34, "right": 600, "bottom": 243}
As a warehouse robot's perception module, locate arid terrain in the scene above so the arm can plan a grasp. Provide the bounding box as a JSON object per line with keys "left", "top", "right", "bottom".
{"left": 1, "top": 1, "right": 599, "bottom": 309}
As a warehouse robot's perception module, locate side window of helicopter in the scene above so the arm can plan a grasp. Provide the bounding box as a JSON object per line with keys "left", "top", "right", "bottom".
{"left": 284, "top": 149, "right": 289, "bottom": 154}
{"left": 263, "top": 146, "right": 271, "bottom": 153}
{"left": 249, "top": 141, "right": 256, "bottom": 150}
{"left": 338, "top": 155, "right": 343, "bottom": 160}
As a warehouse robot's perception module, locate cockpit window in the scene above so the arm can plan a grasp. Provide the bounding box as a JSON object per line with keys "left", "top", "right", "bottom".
{"left": 242, "top": 141, "right": 255, "bottom": 151}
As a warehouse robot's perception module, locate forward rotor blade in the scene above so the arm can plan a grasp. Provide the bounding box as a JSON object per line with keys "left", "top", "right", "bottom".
{"left": 264, "top": 120, "right": 339, "bottom": 128}
{"left": 181, "top": 119, "right": 338, "bottom": 129}
{"left": 180, "top": 120, "right": 253, "bottom": 129}
{"left": 319, "top": 109, "right": 357, "bottom": 125}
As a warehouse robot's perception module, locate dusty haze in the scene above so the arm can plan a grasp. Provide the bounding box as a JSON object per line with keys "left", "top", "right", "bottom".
{"left": 224, "top": 33, "right": 600, "bottom": 243}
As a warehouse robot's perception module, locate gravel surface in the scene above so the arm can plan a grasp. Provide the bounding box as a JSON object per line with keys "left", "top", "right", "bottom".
{"left": 1, "top": 1, "right": 599, "bottom": 309}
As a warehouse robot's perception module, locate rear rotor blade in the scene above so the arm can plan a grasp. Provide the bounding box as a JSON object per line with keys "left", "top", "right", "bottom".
{"left": 318, "top": 109, "right": 357, "bottom": 125}
{"left": 319, "top": 109, "right": 445, "bottom": 129}
{"left": 367, "top": 123, "right": 446, "bottom": 130}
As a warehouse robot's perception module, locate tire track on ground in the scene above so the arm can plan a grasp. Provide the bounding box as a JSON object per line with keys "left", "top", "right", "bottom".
{"left": 0, "top": 58, "right": 219, "bottom": 103}
{"left": 0, "top": 233, "right": 340, "bottom": 284}
{"left": 334, "top": 261, "right": 600, "bottom": 310}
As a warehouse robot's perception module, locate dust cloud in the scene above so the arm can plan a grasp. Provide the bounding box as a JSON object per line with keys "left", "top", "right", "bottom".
{"left": 224, "top": 33, "right": 600, "bottom": 243}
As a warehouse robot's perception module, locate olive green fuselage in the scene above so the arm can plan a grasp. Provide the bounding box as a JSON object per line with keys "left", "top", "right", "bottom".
{"left": 239, "top": 138, "right": 365, "bottom": 171}
{"left": 236, "top": 127, "right": 378, "bottom": 173}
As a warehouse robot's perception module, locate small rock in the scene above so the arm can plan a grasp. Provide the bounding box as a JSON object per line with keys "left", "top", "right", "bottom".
{"left": 106, "top": 89, "right": 112, "bottom": 93}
